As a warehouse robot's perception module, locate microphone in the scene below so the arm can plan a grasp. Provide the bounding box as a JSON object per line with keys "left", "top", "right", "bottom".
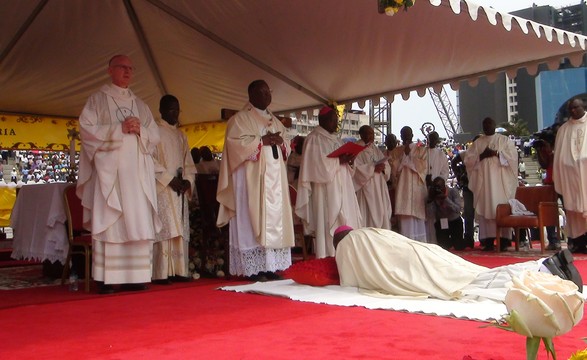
{"left": 176, "top": 167, "right": 183, "bottom": 196}
{"left": 272, "top": 144, "right": 279, "bottom": 159}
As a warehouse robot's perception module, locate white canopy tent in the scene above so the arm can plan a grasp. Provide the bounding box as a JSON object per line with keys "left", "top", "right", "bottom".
{"left": 1, "top": 0, "right": 586, "bottom": 125}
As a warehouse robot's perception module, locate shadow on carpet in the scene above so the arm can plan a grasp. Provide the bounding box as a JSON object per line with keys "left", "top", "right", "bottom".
{"left": 0, "top": 265, "right": 60, "bottom": 290}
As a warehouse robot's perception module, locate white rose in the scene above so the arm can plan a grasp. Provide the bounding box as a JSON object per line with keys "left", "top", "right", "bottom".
{"left": 504, "top": 271, "right": 584, "bottom": 338}
{"left": 192, "top": 272, "right": 200, "bottom": 280}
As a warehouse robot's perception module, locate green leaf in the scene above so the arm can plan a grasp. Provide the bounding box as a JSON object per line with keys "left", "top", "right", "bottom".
{"left": 526, "top": 337, "right": 541, "bottom": 360}
{"left": 542, "top": 337, "right": 556, "bottom": 360}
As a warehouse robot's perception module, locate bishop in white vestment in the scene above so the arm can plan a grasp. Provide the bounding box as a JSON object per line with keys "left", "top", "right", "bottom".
{"left": 216, "top": 80, "right": 294, "bottom": 278}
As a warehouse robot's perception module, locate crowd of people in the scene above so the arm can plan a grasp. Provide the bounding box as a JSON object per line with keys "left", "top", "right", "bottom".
{"left": 0, "top": 150, "right": 77, "bottom": 184}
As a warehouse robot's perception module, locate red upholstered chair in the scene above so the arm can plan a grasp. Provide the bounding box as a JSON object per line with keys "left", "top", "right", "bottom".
{"left": 495, "top": 185, "right": 559, "bottom": 254}
{"left": 289, "top": 184, "right": 310, "bottom": 260}
{"left": 60, "top": 184, "right": 93, "bottom": 292}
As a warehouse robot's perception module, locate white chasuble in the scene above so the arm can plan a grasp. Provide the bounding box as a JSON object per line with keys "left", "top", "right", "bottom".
{"left": 217, "top": 104, "right": 293, "bottom": 276}
{"left": 78, "top": 84, "right": 161, "bottom": 284}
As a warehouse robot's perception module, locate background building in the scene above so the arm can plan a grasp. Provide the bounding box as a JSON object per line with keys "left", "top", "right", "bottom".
{"left": 290, "top": 109, "right": 370, "bottom": 142}
{"left": 458, "top": 2, "right": 587, "bottom": 136}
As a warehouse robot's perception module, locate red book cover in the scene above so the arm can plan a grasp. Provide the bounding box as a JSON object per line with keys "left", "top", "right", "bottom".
{"left": 327, "top": 142, "right": 367, "bottom": 158}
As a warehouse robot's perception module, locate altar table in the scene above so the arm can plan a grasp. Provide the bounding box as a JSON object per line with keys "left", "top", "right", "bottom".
{"left": 10, "top": 182, "right": 70, "bottom": 264}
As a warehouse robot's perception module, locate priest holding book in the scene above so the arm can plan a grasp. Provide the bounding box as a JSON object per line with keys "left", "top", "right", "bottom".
{"left": 296, "top": 106, "right": 363, "bottom": 258}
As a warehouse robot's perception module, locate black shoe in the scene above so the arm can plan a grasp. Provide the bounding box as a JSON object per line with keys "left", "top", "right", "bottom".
{"left": 152, "top": 279, "right": 172, "bottom": 285}
{"left": 499, "top": 238, "right": 511, "bottom": 251}
{"left": 120, "top": 283, "right": 148, "bottom": 291}
{"left": 97, "top": 282, "right": 116, "bottom": 294}
{"left": 170, "top": 275, "right": 192, "bottom": 283}
{"left": 264, "top": 271, "right": 284, "bottom": 281}
{"left": 543, "top": 249, "right": 583, "bottom": 292}
{"left": 546, "top": 243, "right": 562, "bottom": 251}
{"left": 246, "top": 273, "right": 268, "bottom": 282}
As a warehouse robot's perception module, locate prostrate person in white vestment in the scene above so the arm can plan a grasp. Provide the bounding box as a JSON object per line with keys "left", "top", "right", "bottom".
{"left": 296, "top": 106, "right": 363, "bottom": 258}
{"left": 152, "top": 95, "right": 195, "bottom": 284}
{"left": 333, "top": 226, "right": 583, "bottom": 301}
{"left": 389, "top": 126, "right": 428, "bottom": 242}
{"left": 424, "top": 131, "right": 450, "bottom": 244}
{"left": 216, "top": 80, "right": 294, "bottom": 281}
{"left": 353, "top": 125, "right": 392, "bottom": 229}
{"left": 77, "top": 55, "right": 161, "bottom": 294}
{"left": 464, "top": 117, "right": 518, "bottom": 251}
{"left": 554, "top": 97, "right": 587, "bottom": 253}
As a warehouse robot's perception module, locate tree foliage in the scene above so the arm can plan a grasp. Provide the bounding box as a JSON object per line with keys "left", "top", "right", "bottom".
{"left": 499, "top": 115, "right": 531, "bottom": 137}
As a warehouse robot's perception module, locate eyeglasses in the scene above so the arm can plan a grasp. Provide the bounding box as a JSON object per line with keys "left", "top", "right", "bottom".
{"left": 112, "top": 65, "right": 135, "bottom": 72}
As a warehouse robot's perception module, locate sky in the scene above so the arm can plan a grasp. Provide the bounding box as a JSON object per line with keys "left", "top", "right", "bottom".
{"left": 357, "top": 0, "right": 580, "bottom": 141}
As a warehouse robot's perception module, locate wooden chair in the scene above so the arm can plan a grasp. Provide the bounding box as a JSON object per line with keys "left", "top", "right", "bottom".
{"left": 288, "top": 184, "right": 310, "bottom": 260}
{"left": 495, "top": 185, "right": 559, "bottom": 254}
{"left": 60, "top": 184, "right": 93, "bottom": 292}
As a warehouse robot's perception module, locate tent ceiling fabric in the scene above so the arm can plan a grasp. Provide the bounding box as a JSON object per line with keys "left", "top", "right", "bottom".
{"left": 1, "top": 0, "right": 586, "bottom": 125}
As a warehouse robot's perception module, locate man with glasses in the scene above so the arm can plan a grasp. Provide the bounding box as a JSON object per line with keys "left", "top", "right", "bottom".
{"left": 77, "top": 55, "right": 161, "bottom": 294}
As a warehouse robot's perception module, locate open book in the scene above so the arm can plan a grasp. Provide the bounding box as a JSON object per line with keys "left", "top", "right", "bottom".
{"left": 327, "top": 142, "right": 367, "bottom": 158}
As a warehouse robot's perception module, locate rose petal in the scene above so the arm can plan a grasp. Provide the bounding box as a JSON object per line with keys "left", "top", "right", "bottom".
{"left": 505, "top": 289, "right": 561, "bottom": 338}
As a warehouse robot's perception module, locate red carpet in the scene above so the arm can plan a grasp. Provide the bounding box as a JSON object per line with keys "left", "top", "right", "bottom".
{"left": 0, "top": 255, "right": 586, "bottom": 359}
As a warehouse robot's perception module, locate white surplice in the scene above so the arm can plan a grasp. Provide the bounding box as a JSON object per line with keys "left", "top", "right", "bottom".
{"left": 554, "top": 113, "right": 587, "bottom": 238}
{"left": 216, "top": 104, "right": 294, "bottom": 277}
{"left": 389, "top": 144, "right": 428, "bottom": 242}
{"left": 464, "top": 133, "right": 517, "bottom": 239}
{"left": 152, "top": 120, "right": 196, "bottom": 279}
{"left": 77, "top": 84, "right": 161, "bottom": 284}
{"left": 353, "top": 141, "right": 392, "bottom": 229}
{"left": 296, "top": 126, "right": 362, "bottom": 258}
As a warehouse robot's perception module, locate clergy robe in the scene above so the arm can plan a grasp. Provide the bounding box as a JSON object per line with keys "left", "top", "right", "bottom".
{"left": 152, "top": 119, "right": 196, "bottom": 280}
{"left": 353, "top": 141, "right": 392, "bottom": 229}
{"left": 553, "top": 113, "right": 587, "bottom": 238}
{"left": 427, "top": 147, "right": 449, "bottom": 181}
{"left": 389, "top": 143, "right": 428, "bottom": 242}
{"left": 464, "top": 133, "right": 517, "bottom": 240}
{"left": 77, "top": 83, "right": 161, "bottom": 284}
{"left": 296, "top": 126, "right": 362, "bottom": 258}
{"left": 216, "top": 103, "right": 294, "bottom": 277}
{"left": 336, "top": 227, "right": 547, "bottom": 301}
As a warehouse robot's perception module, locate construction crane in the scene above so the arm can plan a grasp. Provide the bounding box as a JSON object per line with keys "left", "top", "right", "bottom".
{"left": 428, "top": 86, "right": 462, "bottom": 140}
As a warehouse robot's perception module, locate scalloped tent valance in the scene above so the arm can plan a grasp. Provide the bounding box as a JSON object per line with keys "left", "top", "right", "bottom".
{"left": 0, "top": 0, "right": 585, "bottom": 124}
